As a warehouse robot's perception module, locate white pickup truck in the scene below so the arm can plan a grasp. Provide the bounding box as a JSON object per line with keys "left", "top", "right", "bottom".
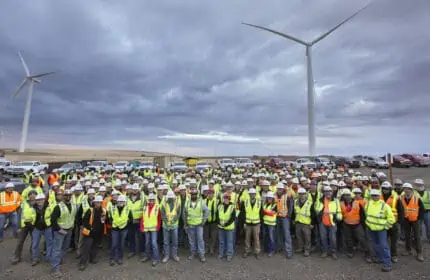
{"left": 6, "top": 161, "right": 49, "bottom": 176}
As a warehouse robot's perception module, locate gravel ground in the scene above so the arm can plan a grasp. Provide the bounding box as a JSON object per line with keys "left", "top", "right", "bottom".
{"left": 1, "top": 167, "right": 429, "bottom": 280}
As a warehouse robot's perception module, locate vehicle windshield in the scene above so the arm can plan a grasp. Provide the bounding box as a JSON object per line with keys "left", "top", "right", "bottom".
{"left": 238, "top": 159, "right": 252, "bottom": 163}
{"left": 21, "top": 162, "right": 35, "bottom": 166}
{"left": 115, "top": 162, "right": 127, "bottom": 166}
{"left": 91, "top": 161, "right": 105, "bottom": 166}
{"left": 61, "top": 163, "right": 75, "bottom": 168}
{"left": 221, "top": 159, "right": 234, "bottom": 164}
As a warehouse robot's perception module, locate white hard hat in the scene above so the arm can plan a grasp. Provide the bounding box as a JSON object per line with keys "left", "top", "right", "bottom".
{"left": 402, "top": 183, "right": 413, "bottom": 189}
{"left": 147, "top": 183, "right": 155, "bottom": 189}
{"left": 74, "top": 185, "right": 83, "bottom": 191}
{"left": 99, "top": 186, "right": 106, "bottom": 192}
{"left": 342, "top": 189, "right": 352, "bottom": 196}
{"left": 248, "top": 188, "right": 257, "bottom": 194}
{"left": 52, "top": 182, "right": 60, "bottom": 187}
{"left": 414, "top": 178, "right": 424, "bottom": 185}
{"left": 381, "top": 181, "right": 392, "bottom": 189}
{"left": 35, "top": 193, "right": 46, "bottom": 200}
{"left": 166, "top": 191, "right": 175, "bottom": 199}
{"left": 114, "top": 180, "right": 121, "bottom": 186}
{"left": 338, "top": 181, "right": 346, "bottom": 187}
{"left": 352, "top": 188, "right": 362, "bottom": 193}
{"left": 132, "top": 183, "right": 140, "bottom": 190}
{"left": 276, "top": 183, "right": 285, "bottom": 189}
{"left": 142, "top": 179, "right": 149, "bottom": 184}
{"left": 291, "top": 178, "right": 299, "bottom": 184}
{"left": 158, "top": 184, "right": 168, "bottom": 190}
{"left": 370, "top": 189, "right": 381, "bottom": 196}
{"left": 323, "top": 186, "right": 332, "bottom": 192}
{"left": 297, "top": 188, "right": 307, "bottom": 194}
{"left": 65, "top": 189, "right": 73, "bottom": 195}
{"left": 178, "top": 184, "right": 186, "bottom": 190}
{"left": 148, "top": 193, "right": 156, "bottom": 200}
{"left": 330, "top": 180, "right": 338, "bottom": 186}
{"left": 84, "top": 181, "right": 91, "bottom": 186}
{"left": 5, "top": 182, "right": 14, "bottom": 188}
{"left": 201, "top": 185, "right": 209, "bottom": 193}
{"left": 111, "top": 190, "right": 120, "bottom": 196}
{"left": 99, "top": 178, "right": 106, "bottom": 184}
{"left": 126, "top": 184, "right": 132, "bottom": 190}
{"left": 262, "top": 180, "right": 270, "bottom": 186}
{"left": 117, "top": 195, "right": 126, "bottom": 202}
{"left": 94, "top": 195, "right": 103, "bottom": 202}
{"left": 266, "top": 191, "right": 275, "bottom": 198}
{"left": 87, "top": 188, "right": 96, "bottom": 194}
{"left": 121, "top": 180, "right": 127, "bottom": 185}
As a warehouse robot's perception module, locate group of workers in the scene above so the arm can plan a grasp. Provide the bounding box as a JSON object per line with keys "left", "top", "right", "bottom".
{"left": 0, "top": 163, "right": 429, "bottom": 278}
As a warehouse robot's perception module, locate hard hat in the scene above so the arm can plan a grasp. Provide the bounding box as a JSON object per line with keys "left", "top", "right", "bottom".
{"left": 94, "top": 195, "right": 103, "bottom": 202}
{"left": 291, "top": 178, "right": 299, "bottom": 184}
{"left": 322, "top": 181, "right": 330, "bottom": 186}
{"left": 342, "top": 189, "right": 352, "bottom": 196}
{"left": 35, "top": 194, "right": 46, "bottom": 200}
{"left": 74, "top": 185, "right": 83, "bottom": 191}
{"left": 121, "top": 180, "right": 127, "bottom": 185}
{"left": 394, "top": 178, "right": 403, "bottom": 185}
{"left": 64, "top": 189, "right": 73, "bottom": 195}
{"left": 142, "top": 179, "right": 149, "bottom": 184}
{"left": 402, "top": 183, "right": 413, "bottom": 189}
{"left": 370, "top": 189, "right": 381, "bottom": 196}
{"left": 117, "top": 195, "right": 126, "bottom": 202}
{"left": 266, "top": 191, "right": 275, "bottom": 199}
{"left": 5, "top": 182, "right": 14, "bottom": 188}
{"left": 166, "top": 191, "right": 175, "bottom": 199}
{"left": 147, "top": 183, "right": 155, "bottom": 189}
{"left": 297, "top": 188, "right": 307, "bottom": 194}
{"left": 172, "top": 179, "right": 178, "bottom": 184}
{"left": 111, "top": 190, "right": 120, "bottom": 196}
{"left": 99, "top": 186, "right": 106, "bottom": 192}
{"left": 201, "top": 185, "right": 209, "bottom": 193}
{"left": 362, "top": 176, "right": 369, "bottom": 181}
{"left": 248, "top": 188, "right": 257, "bottom": 194}
{"left": 338, "top": 181, "right": 346, "bottom": 187}
{"left": 414, "top": 178, "right": 424, "bottom": 185}
{"left": 276, "top": 183, "right": 285, "bottom": 189}
{"left": 286, "top": 174, "right": 292, "bottom": 179}
{"left": 352, "top": 188, "right": 362, "bottom": 193}
{"left": 147, "top": 193, "right": 156, "bottom": 200}
{"left": 381, "top": 181, "right": 392, "bottom": 189}
{"left": 330, "top": 180, "right": 338, "bottom": 186}
{"left": 84, "top": 181, "right": 91, "bottom": 186}
{"left": 241, "top": 180, "right": 248, "bottom": 186}
{"left": 323, "top": 186, "right": 332, "bottom": 192}
{"left": 132, "top": 183, "right": 140, "bottom": 190}
{"left": 99, "top": 178, "right": 106, "bottom": 183}
{"left": 226, "top": 181, "right": 234, "bottom": 188}
{"left": 87, "top": 188, "right": 96, "bottom": 194}
{"left": 300, "top": 177, "right": 307, "bottom": 181}
{"left": 178, "top": 184, "right": 186, "bottom": 190}
{"left": 52, "top": 182, "right": 60, "bottom": 187}
{"left": 105, "top": 182, "right": 112, "bottom": 187}
{"left": 262, "top": 180, "right": 270, "bottom": 186}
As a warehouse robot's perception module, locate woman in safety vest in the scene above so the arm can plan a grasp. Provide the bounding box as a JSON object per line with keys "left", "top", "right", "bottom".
{"left": 108, "top": 195, "right": 132, "bottom": 266}
{"left": 262, "top": 191, "right": 277, "bottom": 257}
{"left": 217, "top": 193, "right": 236, "bottom": 261}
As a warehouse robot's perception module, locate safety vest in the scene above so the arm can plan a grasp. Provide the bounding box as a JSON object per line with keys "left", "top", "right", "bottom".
{"left": 22, "top": 186, "right": 43, "bottom": 201}
{"left": 421, "top": 191, "right": 430, "bottom": 211}
{"left": 128, "top": 197, "right": 143, "bottom": 220}
{"left": 217, "top": 204, "right": 235, "bottom": 231}
{"left": 0, "top": 191, "right": 21, "bottom": 213}
{"left": 81, "top": 196, "right": 91, "bottom": 218}
{"left": 82, "top": 207, "right": 106, "bottom": 236}
{"left": 384, "top": 192, "right": 399, "bottom": 222}
{"left": 203, "top": 197, "right": 218, "bottom": 223}
{"left": 23, "top": 173, "right": 32, "bottom": 184}
{"left": 315, "top": 198, "right": 341, "bottom": 227}
{"left": 185, "top": 199, "right": 203, "bottom": 226}
{"left": 44, "top": 206, "right": 52, "bottom": 227}
{"left": 365, "top": 200, "right": 394, "bottom": 231}
{"left": 294, "top": 199, "right": 312, "bottom": 225}
{"left": 401, "top": 195, "right": 420, "bottom": 222}
{"left": 57, "top": 202, "right": 76, "bottom": 230}
{"left": 340, "top": 200, "right": 361, "bottom": 225}
{"left": 263, "top": 203, "right": 277, "bottom": 226}
{"left": 143, "top": 204, "right": 159, "bottom": 232}
{"left": 163, "top": 199, "right": 179, "bottom": 227}
{"left": 71, "top": 193, "right": 84, "bottom": 208}
{"left": 20, "top": 201, "right": 36, "bottom": 227}
{"left": 48, "top": 174, "right": 59, "bottom": 185}
{"left": 112, "top": 206, "right": 130, "bottom": 230}
{"left": 244, "top": 199, "right": 261, "bottom": 224}
{"left": 48, "top": 190, "right": 57, "bottom": 208}
{"left": 276, "top": 194, "right": 288, "bottom": 218}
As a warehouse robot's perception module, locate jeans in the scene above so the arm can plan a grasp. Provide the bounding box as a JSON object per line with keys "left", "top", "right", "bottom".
{"left": 110, "top": 229, "right": 128, "bottom": 262}
{"left": 275, "top": 217, "right": 293, "bottom": 256}
{"left": 163, "top": 228, "right": 178, "bottom": 258}
{"left": 187, "top": 226, "right": 205, "bottom": 258}
{"left": 145, "top": 231, "right": 159, "bottom": 261}
{"left": 32, "top": 227, "right": 53, "bottom": 262}
{"left": 263, "top": 224, "right": 275, "bottom": 253}
{"left": 51, "top": 230, "right": 72, "bottom": 271}
{"left": 423, "top": 211, "right": 430, "bottom": 242}
{"left": 319, "top": 224, "right": 337, "bottom": 253}
{"left": 368, "top": 229, "right": 391, "bottom": 269}
{"left": 128, "top": 223, "right": 144, "bottom": 254}
{"left": 0, "top": 212, "right": 18, "bottom": 239}
{"left": 218, "top": 229, "right": 234, "bottom": 257}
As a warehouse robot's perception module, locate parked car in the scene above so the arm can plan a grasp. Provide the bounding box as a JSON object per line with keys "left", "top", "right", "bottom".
{"left": 366, "top": 156, "right": 389, "bottom": 169}
{"left": 235, "top": 158, "right": 255, "bottom": 168}
{"left": 267, "top": 158, "right": 287, "bottom": 169}
{"left": 0, "top": 160, "right": 13, "bottom": 174}
{"left": 138, "top": 161, "right": 155, "bottom": 170}
{"left": 334, "top": 157, "right": 361, "bottom": 168}
{"left": 294, "top": 158, "right": 317, "bottom": 169}
{"left": 130, "top": 161, "right": 142, "bottom": 169}
{"left": 57, "top": 162, "right": 83, "bottom": 173}
{"left": 195, "top": 161, "right": 211, "bottom": 172}
{"left": 217, "top": 158, "right": 237, "bottom": 169}
{"left": 86, "top": 160, "right": 109, "bottom": 171}
{"left": 314, "top": 157, "right": 335, "bottom": 169}
{"left": 7, "top": 161, "right": 49, "bottom": 176}
{"left": 113, "top": 161, "right": 132, "bottom": 172}
{"left": 392, "top": 155, "right": 413, "bottom": 168}
{"left": 401, "top": 154, "right": 429, "bottom": 167}
{"left": 170, "top": 162, "right": 188, "bottom": 172}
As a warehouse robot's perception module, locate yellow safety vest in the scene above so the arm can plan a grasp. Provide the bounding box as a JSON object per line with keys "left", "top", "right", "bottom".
{"left": 263, "top": 203, "right": 277, "bottom": 226}
{"left": 21, "top": 201, "right": 36, "bottom": 227}
{"left": 21, "top": 186, "right": 43, "bottom": 201}
{"left": 81, "top": 196, "right": 91, "bottom": 218}
{"left": 186, "top": 199, "right": 203, "bottom": 226}
{"left": 244, "top": 199, "right": 261, "bottom": 224}
{"left": 143, "top": 204, "right": 159, "bottom": 232}
{"left": 365, "top": 200, "right": 394, "bottom": 231}
{"left": 128, "top": 197, "right": 143, "bottom": 220}
{"left": 204, "top": 197, "right": 218, "bottom": 223}
{"left": 294, "top": 199, "right": 312, "bottom": 225}
{"left": 71, "top": 193, "right": 84, "bottom": 208}
{"left": 163, "top": 199, "right": 179, "bottom": 227}
{"left": 57, "top": 202, "right": 76, "bottom": 230}
{"left": 44, "top": 206, "right": 52, "bottom": 227}
{"left": 217, "top": 204, "right": 235, "bottom": 231}
{"left": 112, "top": 206, "right": 130, "bottom": 230}
{"left": 421, "top": 191, "right": 430, "bottom": 210}
{"left": 315, "top": 198, "right": 342, "bottom": 226}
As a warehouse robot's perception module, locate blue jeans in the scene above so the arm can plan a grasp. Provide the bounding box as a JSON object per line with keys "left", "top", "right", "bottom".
{"left": 0, "top": 212, "right": 18, "bottom": 239}
{"left": 110, "top": 229, "right": 128, "bottom": 262}
{"left": 423, "top": 211, "right": 430, "bottom": 242}
{"left": 128, "top": 223, "right": 144, "bottom": 254}
{"left": 51, "top": 230, "right": 72, "bottom": 271}
{"left": 187, "top": 226, "right": 205, "bottom": 257}
{"left": 163, "top": 227, "right": 178, "bottom": 258}
{"left": 319, "top": 224, "right": 337, "bottom": 253}
{"left": 145, "top": 231, "right": 159, "bottom": 261}
{"left": 368, "top": 229, "right": 391, "bottom": 268}
{"left": 275, "top": 217, "right": 293, "bottom": 256}
{"left": 32, "top": 227, "right": 53, "bottom": 262}
{"left": 218, "top": 229, "right": 234, "bottom": 257}
{"left": 263, "top": 225, "right": 275, "bottom": 253}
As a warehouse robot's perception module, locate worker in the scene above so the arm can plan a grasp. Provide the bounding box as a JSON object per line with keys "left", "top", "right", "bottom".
{"left": 48, "top": 170, "right": 60, "bottom": 186}
{"left": 75, "top": 188, "right": 96, "bottom": 258}
{"left": 48, "top": 182, "right": 60, "bottom": 207}
{"left": 393, "top": 179, "right": 403, "bottom": 196}
{"left": 203, "top": 187, "right": 218, "bottom": 255}
{"left": 140, "top": 193, "right": 161, "bottom": 266}
{"left": 21, "top": 177, "right": 44, "bottom": 201}
{"left": 183, "top": 188, "right": 209, "bottom": 263}
{"left": 315, "top": 186, "right": 342, "bottom": 259}
{"left": 262, "top": 191, "right": 277, "bottom": 257}
{"left": 79, "top": 195, "right": 106, "bottom": 271}
{"left": 339, "top": 189, "right": 371, "bottom": 263}
{"left": 294, "top": 188, "right": 315, "bottom": 257}
{"left": 23, "top": 170, "right": 33, "bottom": 184}
{"left": 50, "top": 189, "right": 76, "bottom": 278}
{"left": 127, "top": 184, "right": 144, "bottom": 258}
{"left": 0, "top": 182, "right": 22, "bottom": 242}
{"left": 217, "top": 192, "right": 236, "bottom": 261}
{"left": 161, "top": 190, "right": 181, "bottom": 263}
{"left": 400, "top": 183, "right": 425, "bottom": 262}
{"left": 365, "top": 188, "right": 394, "bottom": 272}
{"left": 413, "top": 179, "right": 430, "bottom": 243}
{"left": 380, "top": 181, "right": 404, "bottom": 263}
{"left": 10, "top": 190, "right": 37, "bottom": 265}
{"left": 31, "top": 193, "right": 53, "bottom": 266}
{"left": 177, "top": 184, "right": 188, "bottom": 249}
{"left": 109, "top": 195, "right": 132, "bottom": 266}
{"left": 274, "top": 182, "right": 293, "bottom": 259}
{"left": 241, "top": 188, "right": 262, "bottom": 259}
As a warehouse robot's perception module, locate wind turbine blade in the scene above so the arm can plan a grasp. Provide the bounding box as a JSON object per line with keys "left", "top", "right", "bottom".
{"left": 311, "top": 3, "right": 370, "bottom": 45}
{"left": 18, "top": 52, "right": 30, "bottom": 77}
{"left": 29, "top": 71, "right": 56, "bottom": 79}
{"left": 10, "top": 79, "right": 28, "bottom": 98}
{"left": 242, "top": 22, "right": 308, "bottom": 46}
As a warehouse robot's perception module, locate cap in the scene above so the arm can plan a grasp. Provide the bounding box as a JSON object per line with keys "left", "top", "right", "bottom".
{"left": 370, "top": 189, "right": 381, "bottom": 196}
{"left": 248, "top": 188, "right": 257, "bottom": 194}
{"left": 297, "top": 188, "right": 307, "bottom": 194}
{"left": 94, "top": 195, "right": 103, "bottom": 202}
{"left": 117, "top": 195, "right": 126, "bottom": 202}
{"left": 35, "top": 194, "right": 46, "bottom": 200}
{"left": 402, "top": 183, "right": 413, "bottom": 189}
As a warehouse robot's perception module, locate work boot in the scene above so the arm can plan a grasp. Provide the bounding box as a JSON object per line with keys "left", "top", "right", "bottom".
{"left": 109, "top": 259, "right": 115, "bottom": 266}
{"left": 218, "top": 254, "right": 224, "bottom": 260}
{"left": 381, "top": 266, "right": 392, "bottom": 272}
{"left": 391, "top": 256, "right": 399, "bottom": 263}
{"left": 140, "top": 256, "right": 149, "bottom": 263}
{"left": 226, "top": 256, "right": 232, "bottom": 262}
{"left": 187, "top": 255, "right": 195, "bottom": 260}
{"left": 117, "top": 259, "right": 123, "bottom": 265}
{"left": 209, "top": 248, "right": 215, "bottom": 255}
{"left": 172, "top": 255, "right": 180, "bottom": 262}
{"left": 346, "top": 253, "right": 354, "bottom": 258}
{"left": 162, "top": 256, "right": 169, "bottom": 263}
{"left": 79, "top": 264, "right": 86, "bottom": 271}
{"left": 331, "top": 253, "right": 338, "bottom": 260}
{"left": 200, "top": 256, "right": 206, "bottom": 263}
{"left": 127, "top": 252, "right": 135, "bottom": 259}
{"left": 51, "top": 270, "right": 62, "bottom": 278}
{"left": 267, "top": 252, "right": 274, "bottom": 258}
{"left": 255, "top": 253, "right": 261, "bottom": 260}
{"left": 10, "top": 257, "right": 20, "bottom": 265}
{"left": 320, "top": 252, "right": 328, "bottom": 258}
{"left": 89, "top": 259, "right": 98, "bottom": 264}
{"left": 365, "top": 256, "right": 372, "bottom": 263}
{"left": 417, "top": 254, "right": 424, "bottom": 262}
{"left": 31, "top": 260, "right": 39, "bottom": 266}
{"left": 303, "top": 250, "right": 310, "bottom": 257}
{"left": 402, "top": 251, "right": 412, "bottom": 256}
{"left": 152, "top": 261, "right": 158, "bottom": 267}
{"left": 243, "top": 252, "right": 248, "bottom": 258}
{"left": 295, "top": 249, "right": 304, "bottom": 254}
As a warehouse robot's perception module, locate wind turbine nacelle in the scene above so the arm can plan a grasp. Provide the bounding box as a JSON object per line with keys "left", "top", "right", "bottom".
{"left": 31, "top": 78, "right": 41, "bottom": 83}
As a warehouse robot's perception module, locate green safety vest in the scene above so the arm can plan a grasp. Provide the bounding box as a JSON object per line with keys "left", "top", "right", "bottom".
{"left": 421, "top": 191, "right": 430, "bottom": 211}
{"left": 186, "top": 199, "right": 203, "bottom": 226}
{"left": 128, "top": 197, "right": 143, "bottom": 220}
{"left": 81, "top": 196, "right": 91, "bottom": 218}
{"left": 365, "top": 200, "right": 394, "bottom": 231}
{"left": 22, "top": 186, "right": 43, "bottom": 201}
{"left": 263, "top": 203, "right": 277, "bottom": 226}
{"left": 57, "top": 202, "right": 76, "bottom": 230}
{"left": 44, "top": 206, "right": 52, "bottom": 227}
{"left": 244, "top": 199, "right": 261, "bottom": 224}
{"left": 203, "top": 197, "right": 218, "bottom": 223}
{"left": 20, "top": 201, "right": 36, "bottom": 228}
{"left": 142, "top": 205, "right": 158, "bottom": 232}
{"left": 294, "top": 199, "right": 312, "bottom": 225}
{"left": 112, "top": 206, "right": 130, "bottom": 230}
{"left": 217, "top": 204, "right": 235, "bottom": 231}
{"left": 162, "top": 199, "right": 179, "bottom": 228}
{"left": 71, "top": 193, "right": 84, "bottom": 208}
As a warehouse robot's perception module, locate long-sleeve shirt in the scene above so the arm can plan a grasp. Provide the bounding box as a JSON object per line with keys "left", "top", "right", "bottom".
{"left": 34, "top": 204, "right": 48, "bottom": 230}
{"left": 182, "top": 199, "right": 209, "bottom": 226}
{"left": 82, "top": 207, "right": 104, "bottom": 239}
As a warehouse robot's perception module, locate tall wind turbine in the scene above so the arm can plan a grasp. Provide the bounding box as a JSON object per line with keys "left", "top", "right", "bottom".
{"left": 10, "top": 52, "right": 55, "bottom": 153}
{"left": 242, "top": 3, "right": 370, "bottom": 156}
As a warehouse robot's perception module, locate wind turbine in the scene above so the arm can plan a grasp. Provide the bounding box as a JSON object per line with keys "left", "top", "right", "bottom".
{"left": 242, "top": 3, "right": 370, "bottom": 156}
{"left": 0, "top": 128, "right": 6, "bottom": 148}
{"left": 11, "top": 52, "right": 55, "bottom": 153}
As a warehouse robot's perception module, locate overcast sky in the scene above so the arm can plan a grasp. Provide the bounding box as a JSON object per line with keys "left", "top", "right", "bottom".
{"left": 0, "top": 0, "right": 429, "bottom": 157}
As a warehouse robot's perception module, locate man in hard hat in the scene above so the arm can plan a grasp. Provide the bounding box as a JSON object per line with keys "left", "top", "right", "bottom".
{"left": 161, "top": 190, "right": 181, "bottom": 263}
{"left": 0, "top": 182, "right": 22, "bottom": 242}
{"left": 274, "top": 182, "right": 293, "bottom": 259}
{"left": 262, "top": 191, "right": 277, "bottom": 257}
{"left": 294, "top": 188, "right": 315, "bottom": 257}
{"left": 109, "top": 195, "right": 132, "bottom": 266}
{"left": 31, "top": 193, "right": 53, "bottom": 266}
{"left": 10, "top": 190, "right": 37, "bottom": 265}
{"left": 400, "top": 182, "right": 425, "bottom": 262}
{"left": 141, "top": 193, "right": 161, "bottom": 266}
{"left": 22, "top": 177, "right": 44, "bottom": 201}
{"left": 50, "top": 189, "right": 76, "bottom": 278}
{"left": 393, "top": 179, "right": 403, "bottom": 196}
{"left": 183, "top": 188, "right": 209, "bottom": 263}
{"left": 217, "top": 192, "right": 236, "bottom": 261}
{"left": 241, "top": 187, "right": 262, "bottom": 259}
{"left": 127, "top": 184, "right": 144, "bottom": 259}
{"left": 203, "top": 187, "right": 218, "bottom": 255}
{"left": 75, "top": 188, "right": 96, "bottom": 258}
{"left": 413, "top": 179, "right": 430, "bottom": 243}
{"left": 365, "top": 188, "right": 395, "bottom": 272}
{"left": 79, "top": 195, "right": 106, "bottom": 271}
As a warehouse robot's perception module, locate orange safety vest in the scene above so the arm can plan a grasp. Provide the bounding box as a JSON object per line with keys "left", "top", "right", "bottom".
{"left": 48, "top": 174, "right": 59, "bottom": 185}
{"left": 401, "top": 195, "right": 419, "bottom": 222}
{"left": 340, "top": 200, "right": 360, "bottom": 225}
{"left": 322, "top": 198, "right": 332, "bottom": 226}
{"left": 82, "top": 208, "right": 107, "bottom": 236}
{"left": 0, "top": 191, "right": 22, "bottom": 213}
{"left": 276, "top": 194, "right": 288, "bottom": 218}
{"left": 384, "top": 195, "right": 398, "bottom": 222}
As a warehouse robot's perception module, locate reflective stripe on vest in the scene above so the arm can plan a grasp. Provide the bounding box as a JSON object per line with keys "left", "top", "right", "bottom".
{"left": 186, "top": 199, "right": 203, "bottom": 226}
{"left": 276, "top": 194, "right": 288, "bottom": 217}
{"left": 217, "top": 204, "right": 235, "bottom": 230}
{"left": 21, "top": 201, "right": 36, "bottom": 227}
{"left": 401, "top": 195, "right": 419, "bottom": 222}
{"left": 0, "top": 192, "right": 17, "bottom": 206}
{"left": 422, "top": 191, "right": 430, "bottom": 211}
{"left": 164, "top": 200, "right": 179, "bottom": 227}
{"left": 245, "top": 200, "right": 261, "bottom": 224}
{"left": 57, "top": 202, "right": 76, "bottom": 230}
{"left": 294, "top": 199, "right": 312, "bottom": 225}
{"left": 340, "top": 201, "right": 360, "bottom": 225}
{"left": 143, "top": 205, "right": 159, "bottom": 232}
{"left": 263, "top": 204, "right": 276, "bottom": 226}
{"left": 365, "top": 201, "right": 389, "bottom": 230}
{"left": 112, "top": 206, "right": 130, "bottom": 229}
